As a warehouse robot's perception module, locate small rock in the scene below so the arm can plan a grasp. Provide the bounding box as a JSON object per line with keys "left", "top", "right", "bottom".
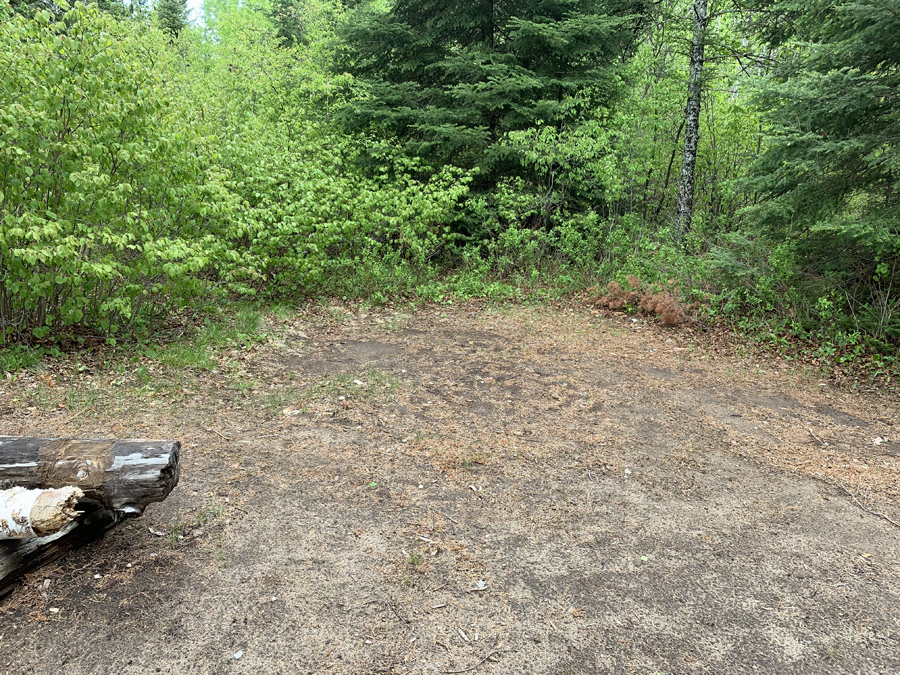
{"left": 232, "top": 650, "right": 243, "bottom": 660}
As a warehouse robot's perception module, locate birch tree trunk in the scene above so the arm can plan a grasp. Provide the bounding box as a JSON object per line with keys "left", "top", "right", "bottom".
{"left": 674, "top": 0, "right": 708, "bottom": 241}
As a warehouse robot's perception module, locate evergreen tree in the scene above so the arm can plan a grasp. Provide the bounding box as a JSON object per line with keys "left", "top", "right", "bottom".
{"left": 155, "top": 0, "right": 188, "bottom": 38}
{"left": 337, "top": 0, "right": 647, "bottom": 183}
{"left": 745, "top": 0, "right": 900, "bottom": 337}
{"left": 269, "top": 0, "right": 307, "bottom": 46}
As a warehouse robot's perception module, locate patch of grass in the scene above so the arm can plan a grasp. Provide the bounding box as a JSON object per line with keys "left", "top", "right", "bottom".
{"left": 305, "top": 368, "right": 400, "bottom": 403}
{"left": 0, "top": 345, "right": 44, "bottom": 374}
{"left": 235, "top": 306, "right": 261, "bottom": 337}
{"left": 157, "top": 343, "right": 216, "bottom": 370}
{"left": 199, "top": 321, "right": 231, "bottom": 347}
{"left": 260, "top": 388, "right": 294, "bottom": 415}
{"left": 31, "top": 383, "right": 56, "bottom": 410}
{"left": 270, "top": 303, "right": 296, "bottom": 321}
{"left": 193, "top": 505, "right": 226, "bottom": 529}
{"left": 232, "top": 377, "right": 256, "bottom": 393}
{"left": 65, "top": 387, "right": 98, "bottom": 413}
{"left": 168, "top": 521, "right": 184, "bottom": 546}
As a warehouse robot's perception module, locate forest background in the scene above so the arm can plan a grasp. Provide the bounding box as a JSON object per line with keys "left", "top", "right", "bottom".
{"left": 1, "top": 0, "right": 898, "bottom": 381}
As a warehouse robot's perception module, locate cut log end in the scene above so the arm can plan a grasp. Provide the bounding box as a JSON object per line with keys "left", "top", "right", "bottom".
{"left": 0, "top": 487, "right": 84, "bottom": 539}
{"left": 31, "top": 487, "right": 84, "bottom": 536}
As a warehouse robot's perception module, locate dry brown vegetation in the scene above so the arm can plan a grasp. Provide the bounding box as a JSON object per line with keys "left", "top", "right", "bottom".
{"left": 586, "top": 275, "right": 691, "bottom": 327}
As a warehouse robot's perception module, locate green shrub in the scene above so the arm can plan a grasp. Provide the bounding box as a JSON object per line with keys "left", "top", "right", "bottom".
{"left": 0, "top": 3, "right": 229, "bottom": 344}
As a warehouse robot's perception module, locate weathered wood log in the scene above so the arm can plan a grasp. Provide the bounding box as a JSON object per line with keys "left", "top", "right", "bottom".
{"left": 0, "top": 487, "right": 83, "bottom": 539}
{"left": 0, "top": 437, "right": 180, "bottom": 516}
{"left": 0, "top": 437, "right": 180, "bottom": 595}
{"left": 0, "top": 504, "right": 120, "bottom": 596}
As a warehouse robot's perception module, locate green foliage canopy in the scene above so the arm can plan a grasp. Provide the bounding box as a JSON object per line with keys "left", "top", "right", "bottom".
{"left": 745, "top": 0, "right": 900, "bottom": 338}
{"left": 0, "top": 2, "right": 226, "bottom": 342}
{"left": 337, "top": 0, "right": 648, "bottom": 180}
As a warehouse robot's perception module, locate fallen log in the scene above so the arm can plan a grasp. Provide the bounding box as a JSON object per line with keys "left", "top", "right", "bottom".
{"left": 0, "top": 437, "right": 180, "bottom": 595}
{"left": 0, "top": 487, "right": 83, "bottom": 539}
{"left": 0, "top": 437, "right": 180, "bottom": 515}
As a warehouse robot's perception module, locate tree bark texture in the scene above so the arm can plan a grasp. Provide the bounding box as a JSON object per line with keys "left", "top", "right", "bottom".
{"left": 0, "top": 487, "right": 83, "bottom": 539}
{"left": 0, "top": 437, "right": 180, "bottom": 595}
{"left": 0, "top": 437, "right": 180, "bottom": 515}
{"left": 675, "top": 0, "right": 707, "bottom": 241}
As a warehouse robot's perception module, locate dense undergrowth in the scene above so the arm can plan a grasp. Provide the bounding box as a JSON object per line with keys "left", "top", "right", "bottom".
{"left": 1, "top": 0, "right": 897, "bottom": 383}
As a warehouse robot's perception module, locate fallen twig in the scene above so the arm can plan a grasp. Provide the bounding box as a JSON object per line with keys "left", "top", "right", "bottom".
{"left": 434, "top": 510, "right": 458, "bottom": 524}
{"left": 440, "top": 650, "right": 509, "bottom": 674}
{"left": 206, "top": 428, "right": 232, "bottom": 441}
{"left": 838, "top": 480, "right": 900, "bottom": 529}
{"left": 387, "top": 601, "right": 411, "bottom": 624}
{"left": 808, "top": 428, "right": 824, "bottom": 445}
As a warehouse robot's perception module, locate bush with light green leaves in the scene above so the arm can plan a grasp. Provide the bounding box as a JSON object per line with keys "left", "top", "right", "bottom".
{"left": 0, "top": 2, "right": 231, "bottom": 344}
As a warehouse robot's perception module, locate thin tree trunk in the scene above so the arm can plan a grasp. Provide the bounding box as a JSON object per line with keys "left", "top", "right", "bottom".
{"left": 654, "top": 117, "right": 686, "bottom": 219}
{"left": 674, "top": 0, "right": 707, "bottom": 241}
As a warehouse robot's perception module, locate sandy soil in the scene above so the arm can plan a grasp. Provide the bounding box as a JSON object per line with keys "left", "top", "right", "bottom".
{"left": 0, "top": 303, "right": 898, "bottom": 675}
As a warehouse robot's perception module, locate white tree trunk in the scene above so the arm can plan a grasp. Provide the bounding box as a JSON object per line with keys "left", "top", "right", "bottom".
{"left": 0, "top": 487, "right": 83, "bottom": 539}
{"left": 675, "top": 0, "right": 708, "bottom": 241}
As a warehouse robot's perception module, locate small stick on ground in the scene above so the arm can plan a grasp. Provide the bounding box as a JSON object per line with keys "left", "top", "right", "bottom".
{"left": 440, "top": 650, "right": 508, "bottom": 674}
{"left": 207, "top": 428, "right": 232, "bottom": 441}
{"left": 839, "top": 480, "right": 900, "bottom": 529}
{"left": 808, "top": 428, "right": 824, "bottom": 445}
{"left": 434, "top": 510, "right": 458, "bottom": 524}
{"left": 387, "top": 601, "right": 411, "bottom": 624}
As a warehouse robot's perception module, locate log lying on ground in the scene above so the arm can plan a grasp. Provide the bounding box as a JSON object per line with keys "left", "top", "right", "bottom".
{"left": 0, "top": 487, "right": 83, "bottom": 539}
{"left": 0, "top": 437, "right": 180, "bottom": 515}
{"left": 0, "top": 437, "right": 180, "bottom": 595}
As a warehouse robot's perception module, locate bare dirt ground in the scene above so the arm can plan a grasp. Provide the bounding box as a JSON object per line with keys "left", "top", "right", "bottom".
{"left": 0, "top": 302, "right": 898, "bottom": 675}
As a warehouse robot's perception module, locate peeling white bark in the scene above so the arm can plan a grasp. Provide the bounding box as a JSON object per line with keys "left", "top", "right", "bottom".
{"left": 0, "top": 487, "right": 83, "bottom": 539}
{"left": 675, "top": 0, "right": 708, "bottom": 241}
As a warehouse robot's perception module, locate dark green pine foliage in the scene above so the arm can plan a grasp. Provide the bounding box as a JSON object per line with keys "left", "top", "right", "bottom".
{"left": 745, "top": 0, "right": 900, "bottom": 337}
{"left": 155, "top": 0, "right": 188, "bottom": 38}
{"left": 338, "top": 0, "right": 646, "bottom": 180}
{"left": 270, "top": 0, "right": 307, "bottom": 47}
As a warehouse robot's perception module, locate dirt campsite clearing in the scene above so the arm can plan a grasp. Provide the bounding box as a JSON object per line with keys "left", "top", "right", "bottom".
{"left": 0, "top": 302, "right": 898, "bottom": 675}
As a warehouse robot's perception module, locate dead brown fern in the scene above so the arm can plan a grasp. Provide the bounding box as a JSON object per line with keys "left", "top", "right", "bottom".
{"left": 586, "top": 276, "right": 691, "bottom": 327}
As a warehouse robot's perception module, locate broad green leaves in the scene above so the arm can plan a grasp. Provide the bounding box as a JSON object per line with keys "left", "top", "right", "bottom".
{"left": 0, "top": 3, "right": 221, "bottom": 343}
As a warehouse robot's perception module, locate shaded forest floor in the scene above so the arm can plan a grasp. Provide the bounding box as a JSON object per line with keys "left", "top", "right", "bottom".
{"left": 1, "top": 302, "right": 898, "bottom": 674}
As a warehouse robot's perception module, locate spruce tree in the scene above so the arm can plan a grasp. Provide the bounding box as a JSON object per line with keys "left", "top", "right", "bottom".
{"left": 746, "top": 0, "right": 900, "bottom": 337}
{"left": 155, "top": 0, "right": 188, "bottom": 38}
{"left": 270, "top": 0, "right": 306, "bottom": 47}
{"left": 337, "top": 0, "right": 647, "bottom": 182}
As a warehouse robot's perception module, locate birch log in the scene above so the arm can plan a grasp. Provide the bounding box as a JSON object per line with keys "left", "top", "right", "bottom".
{"left": 0, "top": 487, "right": 83, "bottom": 539}
{"left": 0, "top": 437, "right": 181, "bottom": 595}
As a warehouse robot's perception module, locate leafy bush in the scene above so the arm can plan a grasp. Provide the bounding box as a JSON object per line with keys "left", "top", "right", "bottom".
{"left": 0, "top": 3, "right": 228, "bottom": 344}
